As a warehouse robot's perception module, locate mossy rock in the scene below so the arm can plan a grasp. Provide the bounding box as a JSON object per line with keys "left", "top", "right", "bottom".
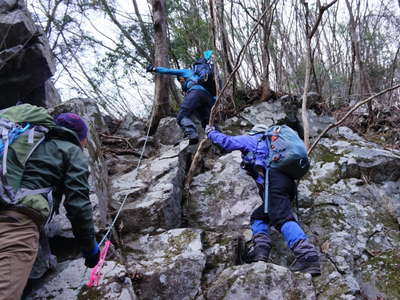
{"left": 77, "top": 285, "right": 105, "bottom": 300}
{"left": 361, "top": 249, "right": 400, "bottom": 299}
{"left": 311, "top": 144, "right": 342, "bottom": 164}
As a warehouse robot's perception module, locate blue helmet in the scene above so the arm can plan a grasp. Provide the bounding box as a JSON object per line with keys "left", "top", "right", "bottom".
{"left": 203, "top": 50, "right": 213, "bottom": 61}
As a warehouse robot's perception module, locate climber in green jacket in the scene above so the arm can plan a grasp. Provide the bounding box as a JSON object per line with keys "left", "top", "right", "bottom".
{"left": 0, "top": 112, "right": 99, "bottom": 300}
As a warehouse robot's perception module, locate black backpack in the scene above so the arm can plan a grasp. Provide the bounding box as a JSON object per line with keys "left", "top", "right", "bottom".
{"left": 192, "top": 58, "right": 216, "bottom": 97}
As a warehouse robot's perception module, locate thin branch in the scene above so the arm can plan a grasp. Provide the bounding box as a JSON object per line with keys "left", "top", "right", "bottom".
{"left": 309, "top": 0, "right": 338, "bottom": 38}
{"left": 99, "top": 0, "right": 151, "bottom": 63}
{"left": 209, "top": 3, "right": 272, "bottom": 125}
{"left": 308, "top": 83, "right": 400, "bottom": 155}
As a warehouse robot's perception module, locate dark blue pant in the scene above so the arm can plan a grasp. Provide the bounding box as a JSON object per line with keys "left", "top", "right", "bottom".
{"left": 176, "top": 89, "right": 212, "bottom": 129}
{"left": 250, "top": 169, "right": 296, "bottom": 231}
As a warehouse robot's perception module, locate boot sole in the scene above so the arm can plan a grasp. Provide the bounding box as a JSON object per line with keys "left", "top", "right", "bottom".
{"left": 290, "top": 265, "right": 321, "bottom": 276}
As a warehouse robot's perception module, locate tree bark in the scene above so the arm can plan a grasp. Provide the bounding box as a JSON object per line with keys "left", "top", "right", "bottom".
{"left": 209, "top": 0, "right": 234, "bottom": 122}
{"left": 149, "top": 0, "right": 170, "bottom": 135}
{"left": 260, "top": 0, "right": 278, "bottom": 101}
{"left": 300, "top": 0, "right": 338, "bottom": 149}
{"left": 345, "top": 0, "right": 375, "bottom": 125}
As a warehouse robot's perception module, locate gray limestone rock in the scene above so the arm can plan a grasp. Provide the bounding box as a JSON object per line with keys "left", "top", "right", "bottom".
{"left": 207, "top": 262, "right": 316, "bottom": 300}
{"left": 0, "top": 2, "right": 57, "bottom": 108}
{"left": 44, "top": 80, "right": 61, "bottom": 108}
{"left": 114, "top": 143, "right": 188, "bottom": 233}
{"left": 124, "top": 228, "right": 206, "bottom": 300}
{"left": 187, "top": 151, "right": 260, "bottom": 228}
{"left": 0, "top": 0, "right": 23, "bottom": 13}
{"left": 240, "top": 101, "right": 286, "bottom": 127}
{"left": 26, "top": 258, "right": 136, "bottom": 300}
{"left": 0, "top": 9, "right": 36, "bottom": 47}
{"left": 154, "top": 116, "right": 184, "bottom": 145}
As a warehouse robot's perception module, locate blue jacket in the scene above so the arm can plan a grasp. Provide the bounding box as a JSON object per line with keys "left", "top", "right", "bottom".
{"left": 154, "top": 67, "right": 210, "bottom": 95}
{"left": 207, "top": 130, "right": 269, "bottom": 184}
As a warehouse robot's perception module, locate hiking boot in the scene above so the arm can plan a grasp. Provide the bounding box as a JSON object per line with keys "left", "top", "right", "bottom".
{"left": 184, "top": 132, "right": 199, "bottom": 145}
{"left": 246, "top": 232, "right": 271, "bottom": 263}
{"left": 184, "top": 127, "right": 199, "bottom": 145}
{"left": 289, "top": 256, "right": 321, "bottom": 276}
{"left": 189, "top": 136, "right": 199, "bottom": 145}
{"left": 289, "top": 239, "right": 321, "bottom": 276}
{"left": 180, "top": 117, "right": 199, "bottom": 145}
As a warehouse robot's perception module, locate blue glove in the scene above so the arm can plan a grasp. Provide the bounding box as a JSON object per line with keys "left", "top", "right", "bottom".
{"left": 82, "top": 240, "right": 100, "bottom": 268}
{"left": 205, "top": 125, "right": 215, "bottom": 135}
{"left": 146, "top": 64, "right": 156, "bottom": 72}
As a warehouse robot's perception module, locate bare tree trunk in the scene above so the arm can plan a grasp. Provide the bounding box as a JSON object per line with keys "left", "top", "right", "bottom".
{"left": 209, "top": 0, "right": 234, "bottom": 122}
{"left": 132, "top": 0, "right": 153, "bottom": 53}
{"left": 302, "top": 35, "right": 312, "bottom": 149}
{"left": 260, "top": 0, "right": 278, "bottom": 101}
{"left": 300, "top": 0, "right": 338, "bottom": 149}
{"left": 149, "top": 0, "right": 170, "bottom": 134}
{"left": 344, "top": 0, "right": 373, "bottom": 121}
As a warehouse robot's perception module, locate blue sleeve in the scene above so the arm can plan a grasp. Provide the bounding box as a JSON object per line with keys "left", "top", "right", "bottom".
{"left": 154, "top": 67, "right": 189, "bottom": 77}
{"left": 207, "top": 130, "right": 255, "bottom": 152}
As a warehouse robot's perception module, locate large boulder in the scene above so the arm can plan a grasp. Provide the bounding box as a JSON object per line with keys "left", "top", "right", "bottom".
{"left": 154, "top": 116, "right": 183, "bottom": 146}
{"left": 124, "top": 228, "right": 206, "bottom": 300}
{"left": 0, "top": 0, "right": 25, "bottom": 14}
{"left": 187, "top": 151, "right": 260, "bottom": 228}
{"left": 0, "top": 3, "right": 58, "bottom": 108}
{"left": 25, "top": 258, "right": 137, "bottom": 300}
{"left": 114, "top": 143, "right": 188, "bottom": 233}
{"left": 207, "top": 262, "right": 316, "bottom": 300}
{"left": 298, "top": 127, "right": 400, "bottom": 300}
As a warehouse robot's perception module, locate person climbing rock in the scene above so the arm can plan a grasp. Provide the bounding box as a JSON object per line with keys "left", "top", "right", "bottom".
{"left": 0, "top": 108, "right": 100, "bottom": 300}
{"left": 206, "top": 123, "right": 321, "bottom": 276}
{"left": 147, "top": 50, "right": 216, "bottom": 144}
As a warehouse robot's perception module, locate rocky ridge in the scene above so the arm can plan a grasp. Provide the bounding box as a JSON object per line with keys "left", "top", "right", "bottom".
{"left": 25, "top": 99, "right": 400, "bottom": 300}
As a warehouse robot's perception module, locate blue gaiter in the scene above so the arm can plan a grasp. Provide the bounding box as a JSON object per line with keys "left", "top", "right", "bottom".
{"left": 280, "top": 221, "right": 307, "bottom": 248}
{"left": 251, "top": 220, "right": 269, "bottom": 235}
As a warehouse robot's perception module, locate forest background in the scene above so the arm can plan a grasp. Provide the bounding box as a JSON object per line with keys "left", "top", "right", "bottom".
{"left": 27, "top": 0, "right": 400, "bottom": 148}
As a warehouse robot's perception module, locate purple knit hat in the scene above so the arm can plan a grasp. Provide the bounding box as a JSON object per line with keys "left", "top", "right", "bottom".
{"left": 54, "top": 113, "right": 88, "bottom": 141}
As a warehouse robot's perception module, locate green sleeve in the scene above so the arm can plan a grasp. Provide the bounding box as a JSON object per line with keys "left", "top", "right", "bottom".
{"left": 62, "top": 146, "right": 95, "bottom": 251}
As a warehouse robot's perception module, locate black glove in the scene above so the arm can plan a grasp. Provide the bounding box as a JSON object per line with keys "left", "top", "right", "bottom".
{"left": 146, "top": 64, "right": 156, "bottom": 72}
{"left": 82, "top": 240, "right": 100, "bottom": 268}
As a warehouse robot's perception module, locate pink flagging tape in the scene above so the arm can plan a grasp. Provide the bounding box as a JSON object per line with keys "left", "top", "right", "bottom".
{"left": 86, "top": 240, "right": 111, "bottom": 287}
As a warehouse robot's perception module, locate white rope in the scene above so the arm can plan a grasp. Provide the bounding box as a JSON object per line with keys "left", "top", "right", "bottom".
{"left": 99, "top": 113, "right": 153, "bottom": 246}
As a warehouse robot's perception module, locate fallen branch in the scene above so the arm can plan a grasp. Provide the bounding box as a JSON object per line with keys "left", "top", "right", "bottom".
{"left": 106, "top": 149, "right": 145, "bottom": 157}
{"left": 185, "top": 4, "right": 273, "bottom": 186}
{"left": 308, "top": 83, "right": 400, "bottom": 155}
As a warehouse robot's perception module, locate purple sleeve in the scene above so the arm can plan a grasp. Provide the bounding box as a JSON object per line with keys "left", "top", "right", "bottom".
{"left": 207, "top": 130, "right": 255, "bottom": 152}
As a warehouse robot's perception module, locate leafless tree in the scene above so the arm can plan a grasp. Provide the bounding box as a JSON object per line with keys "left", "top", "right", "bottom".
{"left": 149, "top": 0, "right": 171, "bottom": 134}
{"left": 300, "top": 0, "right": 338, "bottom": 148}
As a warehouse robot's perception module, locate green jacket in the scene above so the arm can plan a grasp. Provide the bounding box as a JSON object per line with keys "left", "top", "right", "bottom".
{"left": 18, "top": 126, "right": 95, "bottom": 250}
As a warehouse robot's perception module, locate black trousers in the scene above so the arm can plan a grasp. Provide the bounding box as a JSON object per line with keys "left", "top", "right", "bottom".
{"left": 176, "top": 89, "right": 212, "bottom": 128}
{"left": 250, "top": 169, "right": 296, "bottom": 231}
